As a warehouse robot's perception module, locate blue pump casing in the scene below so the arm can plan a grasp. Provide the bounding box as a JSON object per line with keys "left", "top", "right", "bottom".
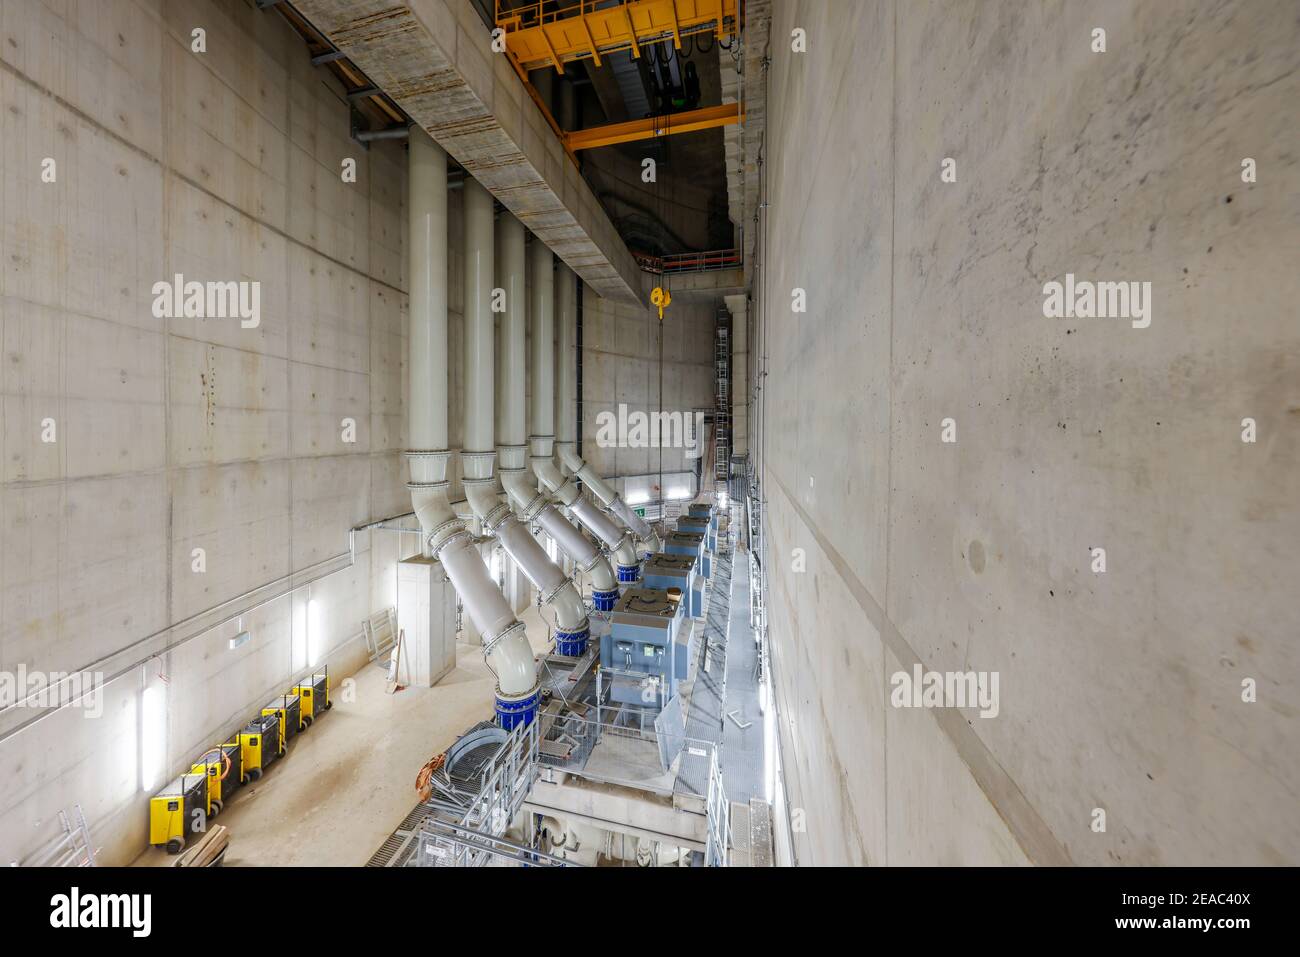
{"left": 496, "top": 689, "right": 540, "bottom": 730}
{"left": 591, "top": 587, "right": 619, "bottom": 612}
{"left": 554, "top": 626, "right": 590, "bottom": 657}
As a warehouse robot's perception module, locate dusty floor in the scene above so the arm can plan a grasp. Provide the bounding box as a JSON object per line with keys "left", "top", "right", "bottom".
{"left": 132, "top": 607, "right": 556, "bottom": 867}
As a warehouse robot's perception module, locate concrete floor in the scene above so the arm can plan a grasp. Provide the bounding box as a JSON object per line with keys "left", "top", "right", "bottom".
{"left": 132, "top": 607, "right": 555, "bottom": 867}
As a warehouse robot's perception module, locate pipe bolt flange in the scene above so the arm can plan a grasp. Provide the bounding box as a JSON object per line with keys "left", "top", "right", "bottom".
{"left": 493, "top": 678, "right": 542, "bottom": 702}
{"left": 518, "top": 492, "right": 548, "bottom": 523}
{"left": 405, "top": 449, "right": 452, "bottom": 462}
{"left": 481, "top": 620, "right": 528, "bottom": 661}
{"left": 482, "top": 501, "right": 513, "bottom": 532}
{"left": 426, "top": 518, "right": 471, "bottom": 557}
{"left": 461, "top": 452, "right": 497, "bottom": 479}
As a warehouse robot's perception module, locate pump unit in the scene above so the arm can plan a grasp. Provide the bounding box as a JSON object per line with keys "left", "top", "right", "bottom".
{"left": 664, "top": 529, "right": 708, "bottom": 580}
{"left": 676, "top": 514, "right": 716, "bottom": 559}
{"left": 687, "top": 502, "right": 718, "bottom": 532}
{"left": 643, "top": 552, "right": 703, "bottom": 619}
{"left": 601, "top": 586, "right": 688, "bottom": 706}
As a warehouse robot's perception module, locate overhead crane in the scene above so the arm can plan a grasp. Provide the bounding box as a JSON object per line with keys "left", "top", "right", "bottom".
{"left": 495, "top": 0, "right": 744, "bottom": 154}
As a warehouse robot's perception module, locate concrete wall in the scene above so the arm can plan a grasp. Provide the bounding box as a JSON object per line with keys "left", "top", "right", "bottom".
{"left": 580, "top": 279, "right": 716, "bottom": 501}
{"left": 758, "top": 0, "right": 1298, "bottom": 865}
{"left": 0, "top": 0, "right": 417, "bottom": 864}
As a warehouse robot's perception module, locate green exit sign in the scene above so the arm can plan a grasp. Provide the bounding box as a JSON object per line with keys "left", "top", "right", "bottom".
{"left": 634, "top": 507, "right": 646, "bottom": 517}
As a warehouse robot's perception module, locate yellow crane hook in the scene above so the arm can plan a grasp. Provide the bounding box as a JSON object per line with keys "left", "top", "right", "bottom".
{"left": 650, "top": 285, "right": 672, "bottom": 320}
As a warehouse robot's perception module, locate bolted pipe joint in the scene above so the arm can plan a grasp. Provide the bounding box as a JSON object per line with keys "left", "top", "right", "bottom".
{"left": 591, "top": 587, "right": 620, "bottom": 612}
{"left": 616, "top": 555, "right": 641, "bottom": 583}
{"left": 495, "top": 685, "right": 541, "bottom": 730}
{"left": 553, "top": 624, "right": 591, "bottom": 657}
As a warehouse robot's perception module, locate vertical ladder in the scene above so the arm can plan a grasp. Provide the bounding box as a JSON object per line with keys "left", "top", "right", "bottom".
{"left": 714, "top": 317, "right": 731, "bottom": 484}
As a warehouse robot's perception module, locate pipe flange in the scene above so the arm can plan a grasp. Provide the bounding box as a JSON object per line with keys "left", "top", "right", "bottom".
{"left": 461, "top": 451, "right": 496, "bottom": 479}
{"left": 482, "top": 620, "right": 528, "bottom": 661}
{"left": 405, "top": 479, "right": 450, "bottom": 490}
{"left": 551, "top": 476, "right": 578, "bottom": 500}
{"left": 493, "top": 678, "right": 542, "bottom": 703}
{"left": 405, "top": 449, "right": 452, "bottom": 464}
{"left": 482, "top": 501, "right": 513, "bottom": 532}
{"left": 496, "top": 444, "right": 528, "bottom": 470}
{"left": 580, "top": 553, "right": 606, "bottom": 574}
{"left": 425, "top": 517, "right": 470, "bottom": 557}
{"left": 518, "top": 492, "right": 547, "bottom": 522}
{"left": 539, "top": 580, "right": 586, "bottom": 619}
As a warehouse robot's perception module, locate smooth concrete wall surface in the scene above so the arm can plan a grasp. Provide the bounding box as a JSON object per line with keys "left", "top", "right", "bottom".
{"left": 580, "top": 279, "right": 716, "bottom": 487}
{"left": 758, "top": 0, "right": 1298, "bottom": 865}
{"left": 0, "top": 0, "right": 417, "bottom": 864}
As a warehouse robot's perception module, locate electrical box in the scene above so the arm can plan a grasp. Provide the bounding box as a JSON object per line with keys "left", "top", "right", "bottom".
{"left": 602, "top": 586, "right": 687, "bottom": 704}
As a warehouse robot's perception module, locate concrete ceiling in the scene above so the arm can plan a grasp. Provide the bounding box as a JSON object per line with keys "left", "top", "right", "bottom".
{"left": 290, "top": 0, "right": 645, "bottom": 304}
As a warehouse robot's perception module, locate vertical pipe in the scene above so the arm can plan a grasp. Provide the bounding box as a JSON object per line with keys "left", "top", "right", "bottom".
{"left": 555, "top": 260, "right": 577, "bottom": 453}
{"left": 408, "top": 129, "right": 448, "bottom": 496}
{"left": 463, "top": 178, "right": 495, "bottom": 461}
{"left": 529, "top": 238, "right": 555, "bottom": 444}
{"left": 407, "top": 134, "right": 538, "bottom": 727}
{"left": 498, "top": 213, "right": 528, "bottom": 455}
{"left": 553, "top": 261, "right": 665, "bottom": 561}
{"left": 504, "top": 221, "right": 616, "bottom": 607}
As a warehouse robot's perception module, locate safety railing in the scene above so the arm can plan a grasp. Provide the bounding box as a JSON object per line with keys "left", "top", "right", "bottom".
{"left": 633, "top": 248, "right": 742, "bottom": 275}
{"left": 536, "top": 707, "right": 717, "bottom": 797}
{"left": 415, "top": 819, "right": 575, "bottom": 868}
{"left": 419, "top": 719, "right": 540, "bottom": 867}
{"left": 705, "top": 749, "right": 730, "bottom": 866}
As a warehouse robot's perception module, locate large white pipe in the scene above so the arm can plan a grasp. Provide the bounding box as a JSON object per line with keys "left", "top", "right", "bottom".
{"left": 530, "top": 249, "right": 640, "bottom": 582}
{"left": 407, "top": 133, "right": 537, "bottom": 728}
{"left": 552, "top": 264, "right": 661, "bottom": 557}
{"left": 497, "top": 213, "right": 528, "bottom": 460}
{"left": 463, "top": 177, "right": 495, "bottom": 460}
{"left": 463, "top": 188, "right": 591, "bottom": 655}
{"left": 409, "top": 129, "right": 448, "bottom": 466}
{"left": 497, "top": 218, "right": 616, "bottom": 605}
{"left": 555, "top": 255, "right": 578, "bottom": 456}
